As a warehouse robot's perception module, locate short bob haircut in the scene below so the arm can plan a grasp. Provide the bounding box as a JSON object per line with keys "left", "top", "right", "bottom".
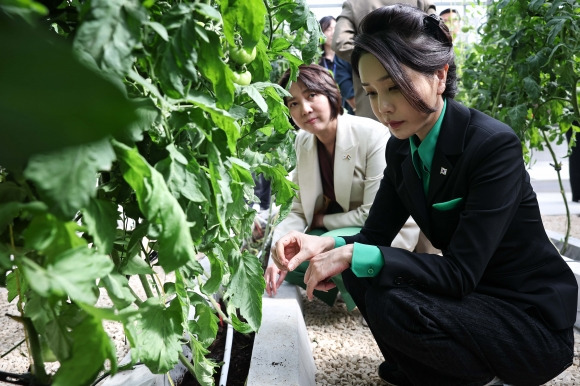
{"left": 351, "top": 4, "right": 457, "bottom": 114}
{"left": 279, "top": 64, "right": 344, "bottom": 122}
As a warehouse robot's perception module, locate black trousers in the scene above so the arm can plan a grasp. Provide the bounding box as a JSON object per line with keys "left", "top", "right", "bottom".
{"left": 566, "top": 127, "right": 580, "bottom": 202}
{"left": 342, "top": 269, "right": 574, "bottom": 386}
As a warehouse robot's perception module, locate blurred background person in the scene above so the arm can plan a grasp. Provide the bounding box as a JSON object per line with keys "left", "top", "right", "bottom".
{"left": 335, "top": 55, "right": 356, "bottom": 115}
{"left": 439, "top": 8, "right": 462, "bottom": 41}
{"left": 318, "top": 16, "right": 337, "bottom": 75}
{"left": 319, "top": 16, "right": 356, "bottom": 115}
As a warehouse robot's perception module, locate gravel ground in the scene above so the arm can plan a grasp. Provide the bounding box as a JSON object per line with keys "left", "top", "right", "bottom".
{"left": 303, "top": 214, "right": 580, "bottom": 386}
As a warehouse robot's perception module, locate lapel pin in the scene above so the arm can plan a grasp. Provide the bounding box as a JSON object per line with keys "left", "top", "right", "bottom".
{"left": 440, "top": 167, "right": 447, "bottom": 175}
{"left": 343, "top": 154, "right": 351, "bottom": 160}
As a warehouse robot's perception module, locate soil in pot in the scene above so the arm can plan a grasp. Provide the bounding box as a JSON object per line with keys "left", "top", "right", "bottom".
{"left": 181, "top": 308, "right": 255, "bottom": 386}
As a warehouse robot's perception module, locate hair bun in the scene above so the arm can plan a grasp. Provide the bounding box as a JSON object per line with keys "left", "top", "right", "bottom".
{"left": 423, "top": 14, "right": 450, "bottom": 45}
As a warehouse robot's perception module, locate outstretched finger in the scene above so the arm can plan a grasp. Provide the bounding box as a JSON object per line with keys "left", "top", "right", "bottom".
{"left": 274, "top": 270, "right": 287, "bottom": 295}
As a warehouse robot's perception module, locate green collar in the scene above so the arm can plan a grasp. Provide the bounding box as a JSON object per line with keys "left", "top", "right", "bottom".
{"left": 409, "top": 98, "right": 447, "bottom": 194}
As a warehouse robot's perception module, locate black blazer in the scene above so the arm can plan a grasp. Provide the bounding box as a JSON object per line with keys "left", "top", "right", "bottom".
{"left": 343, "top": 98, "right": 578, "bottom": 330}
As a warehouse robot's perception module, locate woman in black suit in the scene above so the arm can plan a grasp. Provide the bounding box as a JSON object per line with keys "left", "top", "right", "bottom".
{"left": 271, "top": 4, "right": 577, "bottom": 385}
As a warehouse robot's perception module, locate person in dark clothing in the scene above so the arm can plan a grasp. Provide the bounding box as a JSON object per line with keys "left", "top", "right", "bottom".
{"left": 566, "top": 123, "right": 580, "bottom": 202}
{"left": 252, "top": 173, "right": 271, "bottom": 211}
{"left": 272, "top": 5, "right": 577, "bottom": 385}
{"left": 334, "top": 56, "right": 356, "bottom": 115}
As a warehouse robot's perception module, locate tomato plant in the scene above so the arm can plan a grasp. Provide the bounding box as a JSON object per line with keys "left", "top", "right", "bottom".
{"left": 458, "top": 0, "right": 580, "bottom": 252}
{"left": 0, "top": 0, "right": 322, "bottom": 385}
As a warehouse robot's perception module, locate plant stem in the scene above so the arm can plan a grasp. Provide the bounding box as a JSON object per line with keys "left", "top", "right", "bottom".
{"left": 491, "top": 60, "right": 510, "bottom": 118}
{"left": 264, "top": 0, "right": 274, "bottom": 49}
{"left": 129, "top": 287, "right": 144, "bottom": 306}
{"left": 138, "top": 274, "right": 156, "bottom": 299}
{"left": 205, "top": 292, "right": 233, "bottom": 325}
{"left": 21, "top": 317, "right": 50, "bottom": 385}
{"left": 258, "top": 205, "right": 275, "bottom": 262}
{"left": 541, "top": 129, "right": 571, "bottom": 253}
{"left": 178, "top": 351, "right": 196, "bottom": 378}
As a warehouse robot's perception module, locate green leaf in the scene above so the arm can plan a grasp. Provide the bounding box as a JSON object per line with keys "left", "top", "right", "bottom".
{"left": 21, "top": 247, "right": 114, "bottom": 304}
{"left": 224, "top": 250, "right": 264, "bottom": 331}
{"left": 0, "top": 181, "right": 26, "bottom": 203}
{"left": 146, "top": 21, "right": 169, "bottom": 41}
{"left": 188, "top": 292, "right": 219, "bottom": 349}
{"left": 240, "top": 84, "right": 269, "bottom": 112}
{"left": 24, "top": 138, "right": 116, "bottom": 219}
{"left": 52, "top": 314, "right": 117, "bottom": 386}
{"left": 113, "top": 141, "right": 203, "bottom": 273}
{"left": 257, "top": 163, "right": 297, "bottom": 206}
{"left": 100, "top": 272, "right": 136, "bottom": 309}
{"left": 73, "top": 0, "right": 146, "bottom": 75}
{"left": 190, "top": 338, "right": 218, "bottom": 386}
{"left": 197, "top": 28, "right": 235, "bottom": 109}
{"left": 228, "top": 307, "right": 254, "bottom": 334}
{"left": 523, "top": 77, "right": 541, "bottom": 100}
{"left": 0, "top": 16, "right": 137, "bottom": 169}
{"left": 134, "top": 297, "right": 184, "bottom": 373}
{"left": 0, "top": 0, "right": 48, "bottom": 17}
{"left": 208, "top": 157, "right": 233, "bottom": 232}
{"left": 202, "top": 248, "right": 225, "bottom": 295}
{"left": 121, "top": 252, "right": 155, "bottom": 275}
{"left": 0, "top": 201, "right": 47, "bottom": 235}
{"left": 83, "top": 198, "right": 118, "bottom": 254}
{"left": 194, "top": 2, "right": 222, "bottom": 21}
{"left": 507, "top": 104, "right": 529, "bottom": 133}
{"left": 23, "top": 213, "right": 86, "bottom": 258}
{"left": 117, "top": 97, "right": 158, "bottom": 144}
{"left": 209, "top": 112, "right": 240, "bottom": 155}
{"left": 220, "top": 0, "right": 266, "bottom": 49}
{"left": 44, "top": 316, "right": 72, "bottom": 362}
{"left": 158, "top": 144, "right": 211, "bottom": 203}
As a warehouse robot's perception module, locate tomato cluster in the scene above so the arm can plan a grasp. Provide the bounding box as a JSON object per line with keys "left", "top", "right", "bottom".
{"left": 229, "top": 44, "right": 256, "bottom": 86}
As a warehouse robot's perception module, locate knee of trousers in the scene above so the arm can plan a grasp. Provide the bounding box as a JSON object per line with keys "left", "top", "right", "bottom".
{"left": 365, "top": 287, "right": 430, "bottom": 337}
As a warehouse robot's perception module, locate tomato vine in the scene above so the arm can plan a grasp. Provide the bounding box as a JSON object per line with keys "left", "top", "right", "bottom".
{"left": 0, "top": 0, "right": 322, "bottom": 385}
{"left": 458, "top": 0, "right": 580, "bottom": 253}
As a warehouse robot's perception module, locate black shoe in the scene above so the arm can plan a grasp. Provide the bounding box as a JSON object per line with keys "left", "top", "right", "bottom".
{"left": 378, "top": 362, "right": 412, "bottom": 386}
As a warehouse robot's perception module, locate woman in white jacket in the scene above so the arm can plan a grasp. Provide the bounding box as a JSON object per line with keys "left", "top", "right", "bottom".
{"left": 264, "top": 64, "right": 421, "bottom": 308}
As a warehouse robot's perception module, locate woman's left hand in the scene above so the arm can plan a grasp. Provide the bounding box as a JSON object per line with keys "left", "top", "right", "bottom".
{"left": 304, "top": 244, "right": 354, "bottom": 300}
{"left": 273, "top": 231, "right": 334, "bottom": 271}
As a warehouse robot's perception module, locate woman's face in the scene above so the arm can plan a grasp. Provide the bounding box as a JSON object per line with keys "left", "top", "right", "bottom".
{"left": 287, "top": 80, "right": 335, "bottom": 136}
{"left": 358, "top": 53, "right": 447, "bottom": 141}
{"left": 323, "top": 19, "right": 336, "bottom": 48}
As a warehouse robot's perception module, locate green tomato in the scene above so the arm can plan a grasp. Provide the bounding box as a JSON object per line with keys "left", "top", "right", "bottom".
{"left": 229, "top": 46, "right": 257, "bottom": 65}
{"left": 232, "top": 70, "right": 252, "bottom": 85}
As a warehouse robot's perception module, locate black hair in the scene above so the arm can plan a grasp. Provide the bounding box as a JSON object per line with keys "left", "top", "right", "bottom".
{"left": 351, "top": 4, "right": 457, "bottom": 114}
{"left": 279, "top": 64, "right": 344, "bottom": 122}
{"left": 319, "top": 16, "right": 335, "bottom": 34}
{"left": 319, "top": 16, "right": 336, "bottom": 53}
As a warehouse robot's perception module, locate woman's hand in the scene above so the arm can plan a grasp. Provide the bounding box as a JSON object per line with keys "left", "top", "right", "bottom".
{"left": 272, "top": 231, "right": 335, "bottom": 271}
{"left": 264, "top": 264, "right": 287, "bottom": 297}
{"left": 304, "top": 244, "right": 354, "bottom": 300}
